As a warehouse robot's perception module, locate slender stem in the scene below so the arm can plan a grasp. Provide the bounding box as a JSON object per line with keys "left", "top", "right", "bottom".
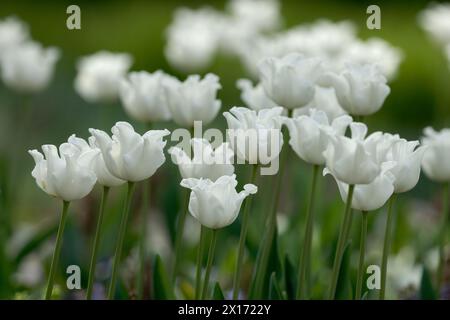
{"left": 232, "top": 164, "right": 259, "bottom": 299}
{"left": 45, "top": 200, "right": 70, "bottom": 300}
{"left": 379, "top": 194, "right": 397, "bottom": 300}
{"left": 86, "top": 186, "right": 110, "bottom": 300}
{"left": 328, "top": 184, "right": 355, "bottom": 299}
{"left": 138, "top": 180, "right": 150, "bottom": 299}
{"left": 296, "top": 164, "right": 320, "bottom": 299}
{"left": 107, "top": 182, "right": 136, "bottom": 299}
{"left": 437, "top": 183, "right": 449, "bottom": 291}
{"left": 356, "top": 211, "right": 368, "bottom": 300}
{"left": 201, "top": 229, "right": 218, "bottom": 300}
{"left": 172, "top": 188, "right": 190, "bottom": 283}
{"left": 195, "top": 225, "right": 206, "bottom": 299}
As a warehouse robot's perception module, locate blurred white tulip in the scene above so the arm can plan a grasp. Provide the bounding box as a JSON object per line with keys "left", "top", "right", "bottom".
{"left": 0, "top": 16, "right": 29, "bottom": 54}
{"left": 418, "top": 3, "right": 450, "bottom": 46}
{"left": 259, "top": 53, "right": 324, "bottom": 109}
{"left": 75, "top": 51, "right": 132, "bottom": 103}
{"left": 293, "top": 87, "right": 347, "bottom": 121}
{"left": 169, "top": 138, "right": 234, "bottom": 181}
{"left": 227, "top": 0, "right": 281, "bottom": 33}
{"left": 421, "top": 127, "right": 450, "bottom": 182}
{"left": 119, "top": 70, "right": 174, "bottom": 123}
{"left": 1, "top": 41, "right": 59, "bottom": 93}
{"left": 180, "top": 174, "right": 257, "bottom": 229}
{"left": 236, "top": 79, "right": 277, "bottom": 111}
{"left": 164, "top": 73, "right": 221, "bottom": 127}
{"left": 89, "top": 122, "right": 170, "bottom": 182}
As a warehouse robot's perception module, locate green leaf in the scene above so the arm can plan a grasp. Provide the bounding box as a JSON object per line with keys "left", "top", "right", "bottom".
{"left": 335, "top": 241, "right": 353, "bottom": 300}
{"left": 269, "top": 272, "right": 283, "bottom": 300}
{"left": 212, "top": 282, "right": 225, "bottom": 300}
{"left": 420, "top": 267, "right": 437, "bottom": 300}
{"left": 361, "top": 291, "right": 368, "bottom": 300}
{"left": 152, "top": 254, "right": 175, "bottom": 299}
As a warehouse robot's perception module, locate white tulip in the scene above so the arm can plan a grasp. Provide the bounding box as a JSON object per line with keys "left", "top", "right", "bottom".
{"left": 319, "top": 63, "right": 390, "bottom": 116}
{"left": 169, "top": 138, "right": 234, "bottom": 181}
{"left": 75, "top": 51, "right": 132, "bottom": 103}
{"left": 1, "top": 41, "right": 59, "bottom": 93}
{"left": 165, "top": 8, "right": 220, "bottom": 72}
{"left": 0, "top": 16, "right": 29, "bottom": 54}
{"left": 119, "top": 70, "right": 173, "bottom": 123}
{"left": 89, "top": 122, "right": 170, "bottom": 182}
{"left": 223, "top": 106, "right": 284, "bottom": 165}
{"left": 386, "top": 139, "right": 427, "bottom": 193}
{"left": 259, "top": 53, "right": 324, "bottom": 109}
{"left": 293, "top": 86, "right": 347, "bottom": 121}
{"left": 164, "top": 73, "right": 221, "bottom": 127}
{"left": 418, "top": 3, "right": 450, "bottom": 46}
{"left": 284, "top": 109, "right": 352, "bottom": 165}
{"left": 322, "top": 122, "right": 380, "bottom": 185}
{"left": 344, "top": 38, "right": 403, "bottom": 80}
{"left": 180, "top": 174, "right": 257, "bottom": 229}
{"left": 64, "top": 135, "right": 125, "bottom": 187}
{"left": 236, "top": 79, "right": 277, "bottom": 111}
{"left": 28, "top": 140, "right": 97, "bottom": 202}
{"left": 421, "top": 127, "right": 450, "bottom": 182}
{"left": 325, "top": 161, "right": 396, "bottom": 212}
{"left": 227, "top": 0, "right": 281, "bottom": 33}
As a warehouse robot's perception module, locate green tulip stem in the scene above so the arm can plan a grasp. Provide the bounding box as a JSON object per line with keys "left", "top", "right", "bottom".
{"left": 356, "top": 210, "right": 368, "bottom": 299}
{"left": 437, "top": 182, "right": 449, "bottom": 291}
{"left": 232, "top": 164, "right": 259, "bottom": 299}
{"left": 201, "top": 228, "right": 218, "bottom": 300}
{"left": 45, "top": 200, "right": 70, "bottom": 300}
{"left": 172, "top": 188, "right": 190, "bottom": 284}
{"left": 138, "top": 179, "right": 150, "bottom": 299}
{"left": 107, "top": 181, "right": 135, "bottom": 299}
{"left": 195, "top": 225, "right": 207, "bottom": 299}
{"left": 379, "top": 194, "right": 397, "bottom": 300}
{"left": 296, "top": 164, "right": 320, "bottom": 299}
{"left": 86, "top": 186, "right": 110, "bottom": 300}
{"left": 328, "top": 184, "right": 355, "bottom": 299}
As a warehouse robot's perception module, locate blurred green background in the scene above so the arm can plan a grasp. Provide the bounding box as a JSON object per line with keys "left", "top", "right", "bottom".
{"left": 0, "top": 0, "right": 448, "bottom": 299}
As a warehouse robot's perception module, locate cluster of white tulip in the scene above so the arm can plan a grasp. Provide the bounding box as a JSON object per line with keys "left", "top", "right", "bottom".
{"left": 0, "top": 16, "right": 60, "bottom": 93}
{"left": 15, "top": 1, "right": 450, "bottom": 300}
{"left": 164, "top": 1, "right": 402, "bottom": 81}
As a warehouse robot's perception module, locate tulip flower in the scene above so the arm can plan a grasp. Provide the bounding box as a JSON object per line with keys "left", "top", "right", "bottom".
{"left": 0, "top": 16, "right": 29, "bottom": 55}
{"left": 227, "top": 0, "right": 281, "bottom": 33}
{"left": 284, "top": 109, "right": 352, "bottom": 166}
{"left": 323, "top": 122, "right": 380, "bottom": 185}
{"left": 1, "top": 41, "right": 60, "bottom": 93}
{"left": 169, "top": 138, "right": 234, "bottom": 282}
{"left": 259, "top": 53, "right": 324, "bottom": 110}
{"left": 418, "top": 3, "right": 450, "bottom": 47}
{"left": 223, "top": 106, "right": 284, "bottom": 168}
{"left": 89, "top": 121, "right": 170, "bottom": 299}
{"left": 293, "top": 86, "right": 347, "bottom": 121}
{"left": 319, "top": 63, "right": 390, "bottom": 117}
{"left": 75, "top": 51, "right": 133, "bottom": 103}
{"left": 236, "top": 79, "right": 277, "bottom": 111}
{"left": 421, "top": 127, "right": 450, "bottom": 292}
{"left": 164, "top": 73, "right": 221, "bottom": 128}
{"left": 119, "top": 70, "right": 174, "bottom": 123}
{"left": 181, "top": 174, "right": 257, "bottom": 299}
{"left": 29, "top": 137, "right": 97, "bottom": 299}
{"left": 169, "top": 138, "right": 235, "bottom": 181}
